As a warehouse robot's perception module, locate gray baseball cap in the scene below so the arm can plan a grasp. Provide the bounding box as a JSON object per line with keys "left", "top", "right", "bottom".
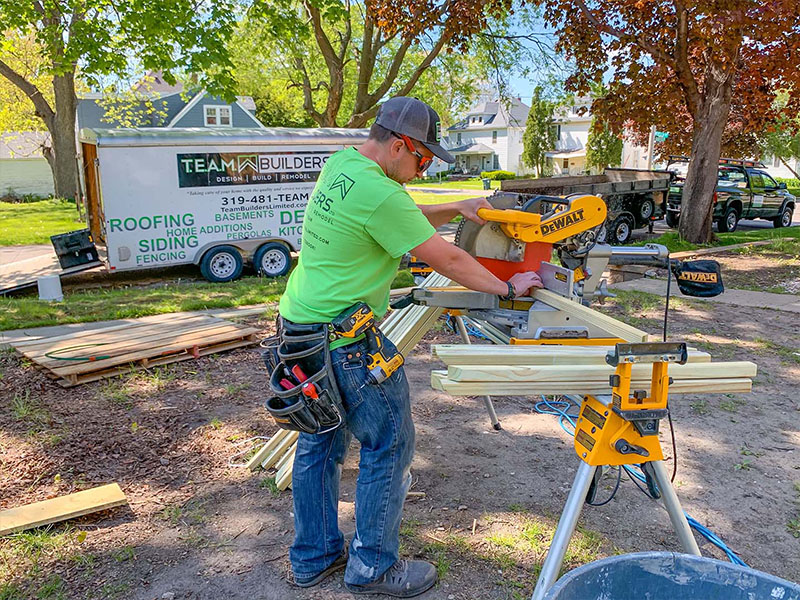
{"left": 375, "top": 96, "right": 455, "bottom": 163}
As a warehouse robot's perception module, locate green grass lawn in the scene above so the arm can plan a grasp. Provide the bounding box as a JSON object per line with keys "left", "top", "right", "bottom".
{"left": 408, "top": 178, "right": 502, "bottom": 190}
{"left": 0, "top": 199, "right": 84, "bottom": 246}
{"left": 0, "top": 269, "right": 416, "bottom": 332}
{"left": 408, "top": 191, "right": 484, "bottom": 205}
{"left": 635, "top": 225, "right": 800, "bottom": 253}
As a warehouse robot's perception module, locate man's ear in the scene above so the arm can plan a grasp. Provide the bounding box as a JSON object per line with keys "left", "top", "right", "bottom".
{"left": 389, "top": 137, "right": 404, "bottom": 158}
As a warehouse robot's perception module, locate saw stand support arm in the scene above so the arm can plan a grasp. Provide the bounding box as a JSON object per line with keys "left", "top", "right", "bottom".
{"left": 530, "top": 342, "right": 701, "bottom": 600}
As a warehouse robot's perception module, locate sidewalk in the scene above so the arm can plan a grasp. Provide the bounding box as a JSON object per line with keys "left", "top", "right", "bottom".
{"left": 610, "top": 277, "right": 800, "bottom": 314}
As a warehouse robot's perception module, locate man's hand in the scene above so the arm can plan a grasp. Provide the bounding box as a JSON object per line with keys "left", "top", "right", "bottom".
{"left": 508, "top": 271, "right": 543, "bottom": 297}
{"left": 458, "top": 197, "right": 494, "bottom": 224}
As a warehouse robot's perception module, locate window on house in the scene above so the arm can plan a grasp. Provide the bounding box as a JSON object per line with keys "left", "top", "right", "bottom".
{"left": 562, "top": 158, "right": 569, "bottom": 170}
{"left": 457, "top": 133, "right": 462, "bottom": 144}
{"left": 205, "top": 105, "right": 232, "bottom": 127}
{"left": 492, "top": 130, "right": 497, "bottom": 143}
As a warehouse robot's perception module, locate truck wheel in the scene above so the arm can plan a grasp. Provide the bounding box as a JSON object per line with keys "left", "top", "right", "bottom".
{"left": 638, "top": 199, "right": 655, "bottom": 221}
{"left": 609, "top": 214, "right": 634, "bottom": 244}
{"left": 200, "top": 245, "right": 244, "bottom": 283}
{"left": 772, "top": 205, "right": 793, "bottom": 228}
{"left": 717, "top": 207, "right": 739, "bottom": 233}
{"left": 665, "top": 211, "right": 679, "bottom": 228}
{"left": 254, "top": 242, "right": 292, "bottom": 277}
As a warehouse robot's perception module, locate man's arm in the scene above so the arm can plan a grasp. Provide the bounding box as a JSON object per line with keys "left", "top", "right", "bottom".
{"left": 418, "top": 197, "right": 493, "bottom": 229}
{"left": 412, "top": 233, "right": 542, "bottom": 297}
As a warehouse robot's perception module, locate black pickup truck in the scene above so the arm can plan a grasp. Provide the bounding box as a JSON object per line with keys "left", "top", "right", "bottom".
{"left": 665, "top": 157, "right": 796, "bottom": 232}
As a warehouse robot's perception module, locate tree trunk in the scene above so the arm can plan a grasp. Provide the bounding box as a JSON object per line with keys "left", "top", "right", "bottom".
{"left": 678, "top": 83, "right": 733, "bottom": 243}
{"left": 779, "top": 156, "right": 800, "bottom": 180}
{"left": 50, "top": 71, "right": 79, "bottom": 200}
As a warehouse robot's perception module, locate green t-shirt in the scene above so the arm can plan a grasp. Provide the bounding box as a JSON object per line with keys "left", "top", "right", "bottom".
{"left": 279, "top": 147, "right": 435, "bottom": 341}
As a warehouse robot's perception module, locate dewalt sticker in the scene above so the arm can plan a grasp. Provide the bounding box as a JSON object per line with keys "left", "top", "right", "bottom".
{"left": 541, "top": 209, "right": 584, "bottom": 236}
{"left": 581, "top": 404, "right": 606, "bottom": 429}
{"left": 677, "top": 271, "right": 718, "bottom": 283}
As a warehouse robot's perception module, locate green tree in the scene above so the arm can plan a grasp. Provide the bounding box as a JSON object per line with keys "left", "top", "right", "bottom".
{"left": 0, "top": 2, "right": 237, "bottom": 200}
{"left": 521, "top": 87, "right": 557, "bottom": 175}
{"left": 759, "top": 98, "right": 800, "bottom": 179}
{"left": 585, "top": 116, "right": 622, "bottom": 173}
{"left": 245, "top": 0, "right": 529, "bottom": 128}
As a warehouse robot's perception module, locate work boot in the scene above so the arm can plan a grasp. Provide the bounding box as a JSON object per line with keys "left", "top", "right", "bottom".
{"left": 292, "top": 549, "right": 348, "bottom": 588}
{"left": 345, "top": 559, "right": 437, "bottom": 597}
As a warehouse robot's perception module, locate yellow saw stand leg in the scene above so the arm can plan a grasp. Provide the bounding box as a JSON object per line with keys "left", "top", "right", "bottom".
{"left": 531, "top": 343, "right": 701, "bottom": 600}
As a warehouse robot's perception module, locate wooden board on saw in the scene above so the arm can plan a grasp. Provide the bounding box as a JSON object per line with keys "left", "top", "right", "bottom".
{"left": 433, "top": 345, "right": 713, "bottom": 366}
{"left": 11, "top": 313, "right": 258, "bottom": 387}
{"left": 530, "top": 288, "right": 650, "bottom": 342}
{"left": 431, "top": 370, "right": 753, "bottom": 396}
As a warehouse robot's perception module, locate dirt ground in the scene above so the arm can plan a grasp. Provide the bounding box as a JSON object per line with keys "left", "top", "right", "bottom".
{"left": 1, "top": 268, "right": 799, "bottom": 599}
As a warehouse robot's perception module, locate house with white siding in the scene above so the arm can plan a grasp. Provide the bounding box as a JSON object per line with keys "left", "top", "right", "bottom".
{"left": 0, "top": 132, "right": 54, "bottom": 198}
{"left": 548, "top": 98, "right": 592, "bottom": 175}
{"left": 445, "top": 98, "right": 530, "bottom": 175}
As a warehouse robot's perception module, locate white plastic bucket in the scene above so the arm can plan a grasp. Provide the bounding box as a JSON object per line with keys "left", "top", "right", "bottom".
{"left": 37, "top": 275, "right": 63, "bottom": 302}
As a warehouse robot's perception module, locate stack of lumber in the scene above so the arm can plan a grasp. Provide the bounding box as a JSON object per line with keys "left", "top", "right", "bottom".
{"left": 381, "top": 272, "right": 451, "bottom": 355}
{"left": 250, "top": 272, "right": 451, "bottom": 487}
{"left": 430, "top": 345, "right": 756, "bottom": 396}
{"left": 246, "top": 429, "right": 299, "bottom": 490}
{"left": 10, "top": 313, "right": 258, "bottom": 387}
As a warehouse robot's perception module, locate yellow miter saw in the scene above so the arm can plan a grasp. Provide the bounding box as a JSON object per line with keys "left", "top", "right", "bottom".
{"left": 411, "top": 192, "right": 671, "bottom": 345}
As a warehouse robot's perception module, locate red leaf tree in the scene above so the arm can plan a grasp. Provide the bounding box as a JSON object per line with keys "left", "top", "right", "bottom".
{"left": 536, "top": 0, "right": 800, "bottom": 242}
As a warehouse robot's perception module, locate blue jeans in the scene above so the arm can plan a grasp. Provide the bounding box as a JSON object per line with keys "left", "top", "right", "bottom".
{"left": 289, "top": 335, "right": 415, "bottom": 585}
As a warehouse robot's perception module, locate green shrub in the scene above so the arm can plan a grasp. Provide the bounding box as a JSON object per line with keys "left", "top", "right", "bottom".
{"left": 0, "top": 191, "right": 53, "bottom": 203}
{"left": 775, "top": 176, "right": 800, "bottom": 188}
{"left": 480, "top": 170, "right": 515, "bottom": 180}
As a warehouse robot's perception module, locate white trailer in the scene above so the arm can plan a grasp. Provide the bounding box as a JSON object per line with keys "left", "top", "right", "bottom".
{"left": 79, "top": 127, "right": 368, "bottom": 282}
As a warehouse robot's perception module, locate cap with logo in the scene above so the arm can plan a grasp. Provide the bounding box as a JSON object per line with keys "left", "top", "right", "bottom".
{"left": 374, "top": 96, "right": 455, "bottom": 163}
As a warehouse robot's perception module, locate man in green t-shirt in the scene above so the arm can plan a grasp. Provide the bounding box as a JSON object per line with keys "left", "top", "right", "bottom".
{"left": 281, "top": 97, "right": 542, "bottom": 597}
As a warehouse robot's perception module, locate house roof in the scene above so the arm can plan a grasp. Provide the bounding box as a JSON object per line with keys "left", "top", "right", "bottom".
{"left": 132, "top": 70, "right": 186, "bottom": 95}
{"left": 0, "top": 132, "right": 50, "bottom": 159}
{"left": 448, "top": 97, "right": 530, "bottom": 132}
{"left": 449, "top": 142, "right": 494, "bottom": 155}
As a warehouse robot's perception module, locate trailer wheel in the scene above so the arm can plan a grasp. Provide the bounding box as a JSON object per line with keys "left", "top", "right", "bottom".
{"left": 609, "top": 214, "right": 634, "bottom": 244}
{"left": 200, "top": 245, "right": 244, "bottom": 283}
{"left": 638, "top": 198, "right": 655, "bottom": 221}
{"left": 254, "top": 242, "right": 292, "bottom": 277}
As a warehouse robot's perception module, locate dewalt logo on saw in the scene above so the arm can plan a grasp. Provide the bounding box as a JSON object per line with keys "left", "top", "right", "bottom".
{"left": 540, "top": 209, "right": 584, "bottom": 236}
{"left": 677, "top": 271, "right": 718, "bottom": 283}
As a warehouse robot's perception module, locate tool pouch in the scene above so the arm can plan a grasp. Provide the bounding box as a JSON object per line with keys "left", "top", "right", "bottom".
{"left": 263, "top": 319, "right": 344, "bottom": 435}
{"left": 671, "top": 259, "right": 724, "bottom": 297}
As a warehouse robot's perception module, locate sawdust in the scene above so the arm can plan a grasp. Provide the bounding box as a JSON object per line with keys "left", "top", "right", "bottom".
{"left": 1, "top": 295, "right": 798, "bottom": 599}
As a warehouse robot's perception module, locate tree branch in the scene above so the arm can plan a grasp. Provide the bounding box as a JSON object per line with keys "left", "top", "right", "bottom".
{"left": 0, "top": 58, "right": 55, "bottom": 130}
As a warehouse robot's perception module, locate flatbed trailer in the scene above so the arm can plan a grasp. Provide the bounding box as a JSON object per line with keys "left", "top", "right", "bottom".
{"left": 500, "top": 168, "right": 674, "bottom": 243}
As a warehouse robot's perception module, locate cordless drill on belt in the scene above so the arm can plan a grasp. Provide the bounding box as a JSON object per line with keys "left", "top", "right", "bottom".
{"left": 330, "top": 302, "right": 404, "bottom": 385}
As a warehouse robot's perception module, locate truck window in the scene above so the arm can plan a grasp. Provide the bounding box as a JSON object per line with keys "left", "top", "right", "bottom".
{"left": 748, "top": 172, "right": 765, "bottom": 189}
{"left": 761, "top": 173, "right": 778, "bottom": 189}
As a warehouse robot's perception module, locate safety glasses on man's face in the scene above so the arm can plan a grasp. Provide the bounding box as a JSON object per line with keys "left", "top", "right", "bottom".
{"left": 391, "top": 132, "right": 433, "bottom": 174}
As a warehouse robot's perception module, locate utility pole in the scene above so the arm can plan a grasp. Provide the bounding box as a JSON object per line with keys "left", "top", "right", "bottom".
{"left": 646, "top": 125, "right": 656, "bottom": 170}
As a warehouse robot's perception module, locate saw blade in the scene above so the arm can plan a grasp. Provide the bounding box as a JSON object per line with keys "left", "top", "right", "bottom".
{"left": 454, "top": 192, "right": 529, "bottom": 262}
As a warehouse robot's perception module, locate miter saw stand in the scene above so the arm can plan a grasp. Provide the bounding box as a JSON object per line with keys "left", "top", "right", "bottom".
{"left": 530, "top": 342, "right": 701, "bottom": 600}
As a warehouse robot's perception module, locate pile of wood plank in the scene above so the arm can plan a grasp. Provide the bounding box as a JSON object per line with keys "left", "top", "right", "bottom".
{"left": 11, "top": 313, "right": 258, "bottom": 387}
{"left": 246, "top": 429, "right": 299, "bottom": 490}
{"left": 249, "top": 272, "right": 451, "bottom": 487}
{"left": 431, "top": 344, "right": 756, "bottom": 396}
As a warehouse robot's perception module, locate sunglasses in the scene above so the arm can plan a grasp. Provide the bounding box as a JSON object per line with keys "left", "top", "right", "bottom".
{"left": 392, "top": 132, "right": 433, "bottom": 173}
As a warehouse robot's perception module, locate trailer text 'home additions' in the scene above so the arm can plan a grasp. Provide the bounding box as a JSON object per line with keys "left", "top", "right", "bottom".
{"left": 79, "top": 128, "right": 368, "bottom": 282}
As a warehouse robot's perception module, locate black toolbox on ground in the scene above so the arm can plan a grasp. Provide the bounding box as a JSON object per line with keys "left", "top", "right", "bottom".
{"left": 50, "top": 229, "right": 98, "bottom": 269}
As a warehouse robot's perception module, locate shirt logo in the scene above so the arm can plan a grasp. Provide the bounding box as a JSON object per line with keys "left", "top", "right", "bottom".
{"left": 329, "top": 173, "right": 355, "bottom": 201}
